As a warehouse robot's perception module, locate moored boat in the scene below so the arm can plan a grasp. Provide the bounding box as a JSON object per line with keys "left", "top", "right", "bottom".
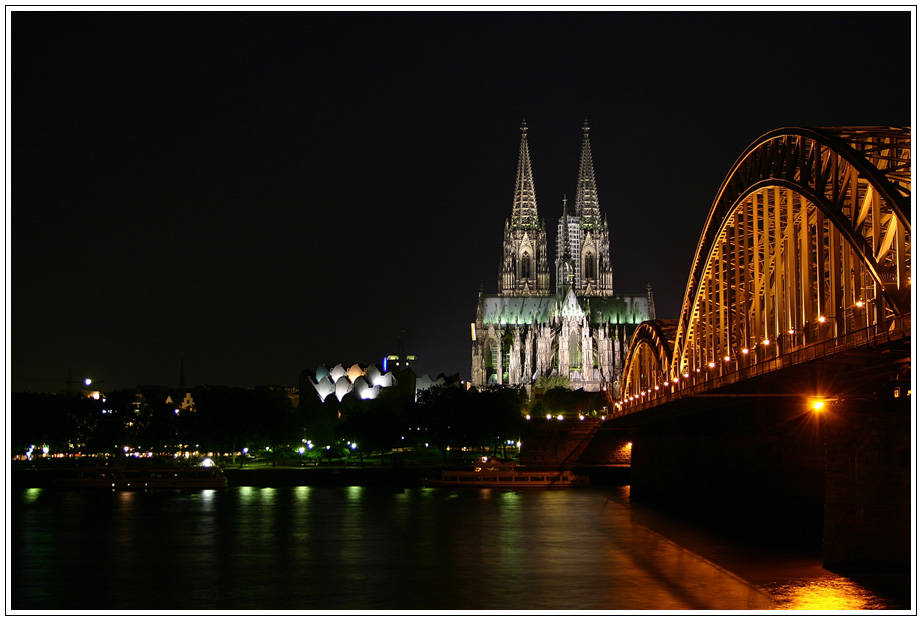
{"left": 56, "top": 462, "right": 228, "bottom": 489}
{"left": 423, "top": 459, "right": 589, "bottom": 488}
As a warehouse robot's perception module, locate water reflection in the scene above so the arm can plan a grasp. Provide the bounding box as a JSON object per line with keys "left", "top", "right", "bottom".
{"left": 768, "top": 576, "right": 899, "bottom": 610}
{"left": 10, "top": 487, "right": 908, "bottom": 611}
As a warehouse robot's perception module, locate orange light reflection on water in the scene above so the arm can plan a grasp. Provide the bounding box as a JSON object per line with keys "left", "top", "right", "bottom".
{"left": 768, "top": 576, "right": 895, "bottom": 610}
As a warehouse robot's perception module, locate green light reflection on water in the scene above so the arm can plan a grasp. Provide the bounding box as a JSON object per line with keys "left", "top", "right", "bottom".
{"left": 22, "top": 488, "right": 42, "bottom": 503}
{"left": 294, "top": 485, "right": 310, "bottom": 502}
{"left": 237, "top": 486, "right": 256, "bottom": 507}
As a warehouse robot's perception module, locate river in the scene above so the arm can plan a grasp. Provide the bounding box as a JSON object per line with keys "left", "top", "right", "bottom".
{"left": 10, "top": 485, "right": 911, "bottom": 611}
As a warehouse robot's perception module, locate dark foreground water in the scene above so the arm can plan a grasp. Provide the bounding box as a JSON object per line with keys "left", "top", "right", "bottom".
{"left": 10, "top": 485, "right": 911, "bottom": 611}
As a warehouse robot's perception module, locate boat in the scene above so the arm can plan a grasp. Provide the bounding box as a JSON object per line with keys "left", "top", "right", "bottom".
{"left": 56, "top": 462, "right": 228, "bottom": 489}
{"left": 423, "top": 459, "right": 589, "bottom": 488}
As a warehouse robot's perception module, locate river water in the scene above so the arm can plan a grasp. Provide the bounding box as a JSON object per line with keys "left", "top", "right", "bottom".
{"left": 10, "top": 485, "right": 911, "bottom": 611}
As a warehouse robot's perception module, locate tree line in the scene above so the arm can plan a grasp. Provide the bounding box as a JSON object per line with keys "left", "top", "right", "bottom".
{"left": 10, "top": 383, "right": 536, "bottom": 462}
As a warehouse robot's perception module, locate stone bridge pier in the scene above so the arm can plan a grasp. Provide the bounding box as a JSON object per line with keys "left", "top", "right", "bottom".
{"left": 618, "top": 382, "right": 910, "bottom": 571}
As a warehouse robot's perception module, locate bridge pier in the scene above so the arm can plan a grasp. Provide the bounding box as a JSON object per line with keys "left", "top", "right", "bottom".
{"left": 628, "top": 396, "right": 826, "bottom": 545}
{"left": 618, "top": 383, "right": 910, "bottom": 570}
{"left": 822, "top": 389, "right": 911, "bottom": 571}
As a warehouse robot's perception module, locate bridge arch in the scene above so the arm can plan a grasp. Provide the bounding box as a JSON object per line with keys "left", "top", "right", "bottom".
{"left": 620, "top": 319, "right": 677, "bottom": 402}
{"left": 672, "top": 126, "right": 910, "bottom": 378}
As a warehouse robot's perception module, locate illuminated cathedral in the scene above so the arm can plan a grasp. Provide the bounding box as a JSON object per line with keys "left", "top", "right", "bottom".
{"left": 471, "top": 121, "right": 654, "bottom": 394}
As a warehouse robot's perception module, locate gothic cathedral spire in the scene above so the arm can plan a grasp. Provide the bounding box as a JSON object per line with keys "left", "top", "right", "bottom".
{"left": 511, "top": 119, "right": 539, "bottom": 230}
{"left": 574, "top": 120, "right": 601, "bottom": 229}
{"left": 572, "top": 120, "right": 614, "bottom": 296}
{"left": 498, "top": 120, "right": 550, "bottom": 296}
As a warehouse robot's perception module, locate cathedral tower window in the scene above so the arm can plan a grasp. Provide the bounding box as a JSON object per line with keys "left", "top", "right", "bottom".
{"left": 520, "top": 252, "right": 532, "bottom": 280}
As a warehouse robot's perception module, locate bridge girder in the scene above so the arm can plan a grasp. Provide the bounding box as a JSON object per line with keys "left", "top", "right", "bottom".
{"left": 621, "top": 320, "right": 676, "bottom": 401}
{"left": 673, "top": 126, "right": 910, "bottom": 379}
{"left": 622, "top": 127, "right": 910, "bottom": 398}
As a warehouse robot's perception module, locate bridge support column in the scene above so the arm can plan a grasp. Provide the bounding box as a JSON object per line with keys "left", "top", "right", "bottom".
{"left": 628, "top": 397, "right": 826, "bottom": 543}
{"left": 822, "top": 393, "right": 911, "bottom": 571}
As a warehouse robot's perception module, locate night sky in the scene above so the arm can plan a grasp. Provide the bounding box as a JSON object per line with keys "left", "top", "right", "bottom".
{"left": 11, "top": 9, "right": 912, "bottom": 391}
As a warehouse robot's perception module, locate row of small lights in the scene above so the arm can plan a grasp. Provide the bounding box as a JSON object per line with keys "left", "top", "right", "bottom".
{"left": 617, "top": 312, "right": 855, "bottom": 409}
{"left": 524, "top": 413, "right": 607, "bottom": 421}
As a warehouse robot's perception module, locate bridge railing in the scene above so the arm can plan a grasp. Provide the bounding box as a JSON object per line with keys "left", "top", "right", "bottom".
{"left": 615, "top": 314, "right": 911, "bottom": 417}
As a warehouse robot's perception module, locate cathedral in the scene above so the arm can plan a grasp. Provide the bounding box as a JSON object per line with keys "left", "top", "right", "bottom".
{"left": 471, "top": 121, "right": 654, "bottom": 394}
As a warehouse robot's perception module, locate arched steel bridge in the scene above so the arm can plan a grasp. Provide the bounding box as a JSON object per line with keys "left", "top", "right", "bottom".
{"left": 620, "top": 126, "right": 911, "bottom": 412}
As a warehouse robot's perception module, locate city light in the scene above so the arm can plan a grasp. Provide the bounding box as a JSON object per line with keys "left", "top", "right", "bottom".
{"left": 812, "top": 399, "right": 825, "bottom": 411}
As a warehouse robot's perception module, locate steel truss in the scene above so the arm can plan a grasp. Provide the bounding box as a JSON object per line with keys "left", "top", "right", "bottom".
{"left": 622, "top": 127, "right": 911, "bottom": 401}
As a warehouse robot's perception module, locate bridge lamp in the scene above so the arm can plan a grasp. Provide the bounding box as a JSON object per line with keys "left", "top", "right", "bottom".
{"left": 653, "top": 385, "right": 659, "bottom": 390}
{"left": 708, "top": 362, "right": 716, "bottom": 368}
{"left": 855, "top": 300, "right": 864, "bottom": 308}
{"left": 762, "top": 338, "right": 771, "bottom": 346}
{"left": 818, "top": 316, "right": 827, "bottom": 323}
{"left": 556, "top": 415, "right": 564, "bottom": 421}
{"left": 741, "top": 348, "right": 749, "bottom": 355}
{"left": 788, "top": 328, "right": 795, "bottom": 335}
{"left": 723, "top": 356, "right": 731, "bottom": 362}
{"left": 812, "top": 399, "right": 825, "bottom": 412}
{"left": 683, "top": 373, "right": 690, "bottom": 378}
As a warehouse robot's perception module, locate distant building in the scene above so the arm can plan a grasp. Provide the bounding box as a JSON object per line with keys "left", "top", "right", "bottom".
{"left": 300, "top": 361, "right": 459, "bottom": 403}
{"left": 471, "top": 120, "right": 653, "bottom": 394}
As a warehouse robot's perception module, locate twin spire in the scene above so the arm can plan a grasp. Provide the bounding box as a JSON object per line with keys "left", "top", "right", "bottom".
{"left": 510, "top": 119, "right": 540, "bottom": 229}
{"left": 573, "top": 120, "right": 601, "bottom": 229}
{"left": 501, "top": 119, "right": 613, "bottom": 297}
{"left": 509, "top": 119, "right": 601, "bottom": 231}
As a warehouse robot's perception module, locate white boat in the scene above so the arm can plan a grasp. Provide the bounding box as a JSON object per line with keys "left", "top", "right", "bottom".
{"left": 56, "top": 462, "right": 228, "bottom": 489}
{"left": 423, "top": 460, "right": 589, "bottom": 488}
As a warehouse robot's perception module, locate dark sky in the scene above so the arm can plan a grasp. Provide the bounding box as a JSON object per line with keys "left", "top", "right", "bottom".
{"left": 11, "top": 9, "right": 912, "bottom": 391}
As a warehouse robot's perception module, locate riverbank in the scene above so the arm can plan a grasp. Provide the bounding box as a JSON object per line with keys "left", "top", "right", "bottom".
{"left": 9, "top": 462, "right": 630, "bottom": 488}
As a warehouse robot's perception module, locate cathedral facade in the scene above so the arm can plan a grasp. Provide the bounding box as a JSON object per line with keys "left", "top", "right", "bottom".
{"left": 471, "top": 121, "right": 653, "bottom": 394}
